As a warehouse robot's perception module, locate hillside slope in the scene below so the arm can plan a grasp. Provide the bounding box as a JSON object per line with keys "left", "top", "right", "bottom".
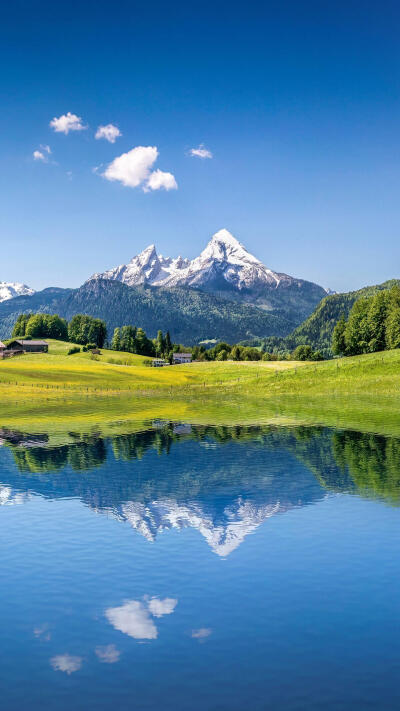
{"left": 0, "top": 279, "right": 294, "bottom": 344}
{"left": 258, "top": 279, "right": 400, "bottom": 356}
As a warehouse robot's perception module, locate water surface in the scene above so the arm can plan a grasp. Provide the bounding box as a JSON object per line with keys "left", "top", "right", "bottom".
{"left": 1, "top": 423, "right": 400, "bottom": 710}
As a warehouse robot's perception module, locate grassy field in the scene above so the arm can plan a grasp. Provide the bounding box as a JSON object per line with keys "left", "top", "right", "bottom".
{"left": 1, "top": 340, "right": 400, "bottom": 437}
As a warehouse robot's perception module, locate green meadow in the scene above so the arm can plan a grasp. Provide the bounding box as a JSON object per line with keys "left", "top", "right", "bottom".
{"left": 1, "top": 339, "right": 400, "bottom": 439}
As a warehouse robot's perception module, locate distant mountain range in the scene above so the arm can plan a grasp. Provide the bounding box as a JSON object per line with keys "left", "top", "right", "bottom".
{"left": 0, "top": 229, "right": 329, "bottom": 343}
{"left": 0, "top": 281, "right": 35, "bottom": 303}
{"left": 92, "top": 229, "right": 329, "bottom": 317}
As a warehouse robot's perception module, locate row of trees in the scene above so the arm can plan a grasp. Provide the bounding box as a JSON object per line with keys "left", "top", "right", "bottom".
{"left": 332, "top": 286, "right": 400, "bottom": 356}
{"left": 111, "top": 327, "right": 180, "bottom": 360}
{"left": 190, "top": 342, "right": 323, "bottom": 362}
{"left": 13, "top": 313, "right": 68, "bottom": 340}
{"left": 12, "top": 313, "right": 107, "bottom": 347}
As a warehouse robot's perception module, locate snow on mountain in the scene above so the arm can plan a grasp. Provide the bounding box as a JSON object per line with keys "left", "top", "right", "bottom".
{"left": 92, "top": 244, "right": 190, "bottom": 287}
{"left": 94, "top": 495, "right": 290, "bottom": 557}
{"left": 0, "top": 281, "right": 35, "bottom": 303}
{"left": 91, "top": 229, "right": 322, "bottom": 293}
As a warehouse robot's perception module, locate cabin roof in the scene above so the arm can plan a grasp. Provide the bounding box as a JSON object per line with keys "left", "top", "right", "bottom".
{"left": 0, "top": 341, "right": 6, "bottom": 349}
{"left": 14, "top": 339, "right": 48, "bottom": 346}
{"left": 173, "top": 352, "right": 192, "bottom": 357}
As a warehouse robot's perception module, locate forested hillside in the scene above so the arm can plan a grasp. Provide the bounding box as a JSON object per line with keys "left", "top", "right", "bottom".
{"left": 255, "top": 279, "right": 400, "bottom": 357}
{"left": 0, "top": 279, "right": 294, "bottom": 344}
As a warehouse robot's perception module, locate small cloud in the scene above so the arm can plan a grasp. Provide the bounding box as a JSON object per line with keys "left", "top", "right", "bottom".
{"left": 33, "top": 150, "right": 47, "bottom": 162}
{"left": 103, "top": 145, "right": 158, "bottom": 188}
{"left": 33, "top": 145, "right": 55, "bottom": 164}
{"left": 95, "top": 644, "right": 120, "bottom": 664}
{"left": 147, "top": 597, "right": 177, "bottom": 617}
{"left": 66, "top": 171, "right": 73, "bottom": 180}
{"left": 145, "top": 169, "right": 177, "bottom": 192}
{"left": 105, "top": 596, "right": 178, "bottom": 640}
{"left": 102, "top": 146, "right": 177, "bottom": 192}
{"left": 50, "top": 654, "right": 82, "bottom": 674}
{"left": 50, "top": 112, "right": 87, "bottom": 134}
{"left": 105, "top": 600, "right": 157, "bottom": 640}
{"left": 95, "top": 124, "right": 122, "bottom": 143}
{"left": 191, "top": 628, "right": 212, "bottom": 641}
{"left": 34, "top": 623, "right": 51, "bottom": 641}
{"left": 189, "top": 144, "right": 213, "bottom": 159}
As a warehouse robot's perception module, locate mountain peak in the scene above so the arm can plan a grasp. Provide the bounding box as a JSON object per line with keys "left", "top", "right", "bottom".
{"left": 0, "top": 281, "right": 35, "bottom": 303}
{"left": 90, "top": 229, "right": 326, "bottom": 301}
{"left": 211, "top": 228, "right": 241, "bottom": 247}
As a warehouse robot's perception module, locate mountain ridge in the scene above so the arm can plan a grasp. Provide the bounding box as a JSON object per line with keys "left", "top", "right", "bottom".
{"left": 91, "top": 228, "right": 329, "bottom": 302}
{"left": 0, "top": 281, "right": 35, "bottom": 303}
{"left": 0, "top": 279, "right": 295, "bottom": 343}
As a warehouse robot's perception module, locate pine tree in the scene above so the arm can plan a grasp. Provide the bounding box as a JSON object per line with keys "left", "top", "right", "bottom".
{"left": 367, "top": 291, "right": 389, "bottom": 352}
{"left": 344, "top": 298, "right": 371, "bottom": 355}
{"left": 386, "top": 306, "right": 400, "bottom": 350}
{"left": 165, "top": 331, "right": 172, "bottom": 353}
{"left": 332, "top": 316, "right": 347, "bottom": 355}
{"left": 155, "top": 330, "right": 165, "bottom": 356}
{"left": 111, "top": 327, "right": 121, "bottom": 351}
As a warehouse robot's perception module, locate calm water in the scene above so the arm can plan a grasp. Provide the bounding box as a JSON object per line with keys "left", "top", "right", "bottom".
{"left": 1, "top": 422, "right": 400, "bottom": 711}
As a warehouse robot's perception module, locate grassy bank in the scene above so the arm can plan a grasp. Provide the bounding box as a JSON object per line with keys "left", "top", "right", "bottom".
{"left": 0, "top": 340, "right": 400, "bottom": 437}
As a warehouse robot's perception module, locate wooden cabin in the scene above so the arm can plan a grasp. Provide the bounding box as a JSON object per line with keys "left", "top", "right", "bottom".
{"left": 6, "top": 339, "right": 48, "bottom": 353}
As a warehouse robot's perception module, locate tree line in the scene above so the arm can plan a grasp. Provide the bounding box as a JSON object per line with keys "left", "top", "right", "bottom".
{"left": 12, "top": 313, "right": 107, "bottom": 347}
{"left": 111, "top": 326, "right": 178, "bottom": 360}
{"left": 332, "top": 285, "right": 400, "bottom": 356}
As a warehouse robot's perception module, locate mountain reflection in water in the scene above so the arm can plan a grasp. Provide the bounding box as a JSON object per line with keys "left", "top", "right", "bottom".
{"left": 1, "top": 423, "right": 399, "bottom": 556}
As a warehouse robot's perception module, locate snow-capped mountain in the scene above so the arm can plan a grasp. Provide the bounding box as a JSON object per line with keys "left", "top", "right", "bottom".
{"left": 93, "top": 244, "right": 190, "bottom": 286}
{"left": 96, "top": 496, "right": 290, "bottom": 557}
{"left": 91, "top": 229, "right": 328, "bottom": 296}
{"left": 0, "top": 281, "right": 35, "bottom": 303}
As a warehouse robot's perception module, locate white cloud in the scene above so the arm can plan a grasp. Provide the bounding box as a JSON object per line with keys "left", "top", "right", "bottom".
{"left": 95, "top": 644, "right": 120, "bottom": 663}
{"left": 102, "top": 146, "right": 177, "bottom": 192}
{"left": 105, "top": 600, "right": 157, "bottom": 639}
{"left": 147, "top": 597, "right": 177, "bottom": 617}
{"left": 189, "top": 144, "right": 213, "bottom": 159}
{"left": 145, "top": 169, "right": 178, "bottom": 192}
{"left": 105, "top": 597, "right": 178, "bottom": 640}
{"left": 103, "top": 146, "right": 158, "bottom": 188}
{"left": 33, "top": 150, "right": 47, "bottom": 162}
{"left": 191, "top": 628, "right": 212, "bottom": 641}
{"left": 50, "top": 654, "right": 82, "bottom": 674}
{"left": 34, "top": 623, "right": 51, "bottom": 641}
{"left": 49, "top": 112, "right": 86, "bottom": 134}
{"left": 95, "top": 124, "right": 122, "bottom": 143}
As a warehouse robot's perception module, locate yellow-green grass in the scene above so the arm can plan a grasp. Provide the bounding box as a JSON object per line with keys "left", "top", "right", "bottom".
{"left": 1, "top": 340, "right": 400, "bottom": 438}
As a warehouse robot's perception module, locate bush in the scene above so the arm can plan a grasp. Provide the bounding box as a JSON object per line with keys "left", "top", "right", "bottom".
{"left": 67, "top": 346, "right": 81, "bottom": 355}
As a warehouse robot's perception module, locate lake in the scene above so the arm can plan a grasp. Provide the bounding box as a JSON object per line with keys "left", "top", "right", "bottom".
{"left": 1, "top": 422, "right": 400, "bottom": 710}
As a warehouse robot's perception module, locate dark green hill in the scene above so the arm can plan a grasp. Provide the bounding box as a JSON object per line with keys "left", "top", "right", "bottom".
{"left": 0, "top": 279, "right": 295, "bottom": 344}
{"left": 255, "top": 279, "right": 400, "bottom": 357}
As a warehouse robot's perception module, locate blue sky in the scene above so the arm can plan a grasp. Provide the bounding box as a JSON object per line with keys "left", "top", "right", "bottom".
{"left": 1, "top": 0, "right": 400, "bottom": 292}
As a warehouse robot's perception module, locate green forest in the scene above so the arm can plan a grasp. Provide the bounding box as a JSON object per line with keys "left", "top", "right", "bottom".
{"left": 332, "top": 285, "right": 400, "bottom": 356}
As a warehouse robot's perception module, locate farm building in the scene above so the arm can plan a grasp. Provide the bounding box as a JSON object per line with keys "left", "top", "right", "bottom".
{"left": 173, "top": 353, "right": 192, "bottom": 364}
{"left": 152, "top": 358, "right": 167, "bottom": 367}
{"left": 5, "top": 339, "right": 48, "bottom": 353}
{"left": 0, "top": 341, "right": 6, "bottom": 358}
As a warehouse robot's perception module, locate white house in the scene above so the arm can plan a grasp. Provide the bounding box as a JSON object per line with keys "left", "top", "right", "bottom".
{"left": 172, "top": 353, "right": 192, "bottom": 364}
{"left": 152, "top": 358, "right": 167, "bottom": 367}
